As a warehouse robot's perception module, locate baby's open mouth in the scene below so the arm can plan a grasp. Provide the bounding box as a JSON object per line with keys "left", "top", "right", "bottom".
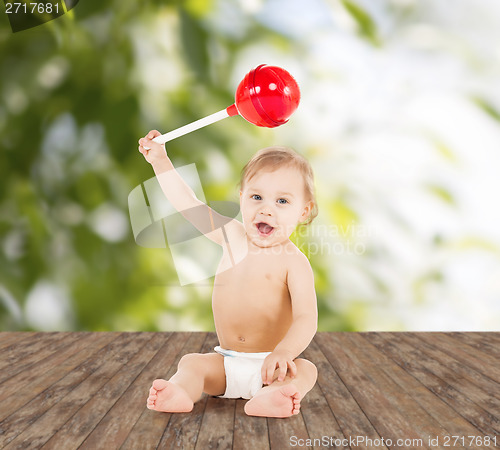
{"left": 256, "top": 222, "right": 274, "bottom": 236}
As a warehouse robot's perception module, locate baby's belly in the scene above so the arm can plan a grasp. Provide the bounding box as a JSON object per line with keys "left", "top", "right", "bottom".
{"left": 213, "top": 298, "right": 292, "bottom": 352}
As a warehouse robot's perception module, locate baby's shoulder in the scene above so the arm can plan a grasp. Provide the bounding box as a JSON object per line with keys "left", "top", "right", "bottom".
{"left": 283, "top": 242, "right": 312, "bottom": 269}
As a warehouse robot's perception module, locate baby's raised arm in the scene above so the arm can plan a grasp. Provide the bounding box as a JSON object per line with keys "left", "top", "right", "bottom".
{"left": 138, "top": 130, "right": 242, "bottom": 246}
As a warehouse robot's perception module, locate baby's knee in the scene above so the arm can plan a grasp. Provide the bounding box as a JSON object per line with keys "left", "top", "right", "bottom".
{"left": 178, "top": 352, "right": 204, "bottom": 368}
{"left": 295, "top": 358, "right": 318, "bottom": 378}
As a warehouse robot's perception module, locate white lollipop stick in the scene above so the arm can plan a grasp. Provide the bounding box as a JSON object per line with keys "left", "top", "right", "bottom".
{"left": 144, "top": 108, "right": 233, "bottom": 149}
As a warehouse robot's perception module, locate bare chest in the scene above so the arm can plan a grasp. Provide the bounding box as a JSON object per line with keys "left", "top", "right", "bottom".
{"left": 212, "top": 251, "right": 293, "bottom": 350}
{"left": 215, "top": 250, "right": 288, "bottom": 298}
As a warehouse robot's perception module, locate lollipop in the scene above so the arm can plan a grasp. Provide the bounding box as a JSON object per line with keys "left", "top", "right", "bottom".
{"left": 148, "top": 64, "right": 300, "bottom": 146}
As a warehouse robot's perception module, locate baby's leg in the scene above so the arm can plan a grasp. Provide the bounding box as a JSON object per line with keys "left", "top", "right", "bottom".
{"left": 244, "top": 358, "right": 317, "bottom": 418}
{"left": 147, "top": 352, "right": 225, "bottom": 413}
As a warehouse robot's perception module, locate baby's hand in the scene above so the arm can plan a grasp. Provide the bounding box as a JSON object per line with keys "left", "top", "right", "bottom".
{"left": 138, "top": 130, "right": 169, "bottom": 167}
{"left": 261, "top": 349, "right": 297, "bottom": 385}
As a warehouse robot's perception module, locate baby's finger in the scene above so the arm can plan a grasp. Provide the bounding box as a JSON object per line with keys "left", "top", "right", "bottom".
{"left": 278, "top": 360, "right": 287, "bottom": 382}
{"left": 288, "top": 360, "right": 297, "bottom": 379}
{"left": 266, "top": 365, "right": 275, "bottom": 385}
{"left": 142, "top": 137, "right": 165, "bottom": 151}
{"left": 139, "top": 138, "right": 152, "bottom": 150}
{"left": 262, "top": 363, "right": 274, "bottom": 385}
{"left": 147, "top": 129, "right": 161, "bottom": 139}
{"left": 261, "top": 366, "right": 267, "bottom": 384}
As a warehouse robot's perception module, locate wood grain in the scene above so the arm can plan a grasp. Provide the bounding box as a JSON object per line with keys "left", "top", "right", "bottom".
{"left": 0, "top": 332, "right": 498, "bottom": 449}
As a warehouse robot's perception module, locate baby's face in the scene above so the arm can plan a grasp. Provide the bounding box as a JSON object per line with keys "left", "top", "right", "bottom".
{"left": 240, "top": 166, "right": 312, "bottom": 248}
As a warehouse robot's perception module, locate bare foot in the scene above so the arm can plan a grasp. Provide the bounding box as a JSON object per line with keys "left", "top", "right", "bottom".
{"left": 146, "top": 379, "right": 194, "bottom": 413}
{"left": 244, "top": 384, "right": 301, "bottom": 418}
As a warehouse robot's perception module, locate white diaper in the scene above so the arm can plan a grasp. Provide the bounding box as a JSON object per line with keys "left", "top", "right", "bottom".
{"left": 214, "top": 346, "right": 271, "bottom": 399}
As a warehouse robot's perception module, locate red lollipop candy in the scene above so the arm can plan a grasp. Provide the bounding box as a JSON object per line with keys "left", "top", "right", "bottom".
{"left": 229, "top": 64, "right": 301, "bottom": 127}
{"left": 149, "top": 64, "right": 300, "bottom": 146}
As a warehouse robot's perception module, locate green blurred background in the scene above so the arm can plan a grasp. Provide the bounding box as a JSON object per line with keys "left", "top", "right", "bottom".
{"left": 1, "top": 0, "right": 499, "bottom": 332}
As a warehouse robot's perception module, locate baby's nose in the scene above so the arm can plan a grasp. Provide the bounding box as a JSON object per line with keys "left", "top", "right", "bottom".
{"left": 259, "top": 208, "right": 272, "bottom": 216}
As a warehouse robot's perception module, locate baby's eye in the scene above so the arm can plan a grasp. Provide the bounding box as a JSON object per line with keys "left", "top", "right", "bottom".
{"left": 277, "top": 198, "right": 288, "bottom": 205}
{"left": 252, "top": 194, "right": 262, "bottom": 200}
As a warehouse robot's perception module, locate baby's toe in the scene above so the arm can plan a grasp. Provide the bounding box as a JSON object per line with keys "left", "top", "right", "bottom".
{"left": 152, "top": 379, "right": 168, "bottom": 390}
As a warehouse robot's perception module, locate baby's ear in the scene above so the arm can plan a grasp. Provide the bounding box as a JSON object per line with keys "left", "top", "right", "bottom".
{"left": 300, "top": 201, "right": 313, "bottom": 222}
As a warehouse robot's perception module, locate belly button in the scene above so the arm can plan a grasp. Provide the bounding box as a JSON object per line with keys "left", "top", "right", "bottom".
{"left": 238, "top": 336, "right": 245, "bottom": 342}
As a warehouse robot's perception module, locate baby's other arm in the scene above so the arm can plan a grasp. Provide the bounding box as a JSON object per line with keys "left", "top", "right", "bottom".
{"left": 138, "top": 131, "right": 243, "bottom": 246}
{"left": 261, "top": 252, "right": 318, "bottom": 385}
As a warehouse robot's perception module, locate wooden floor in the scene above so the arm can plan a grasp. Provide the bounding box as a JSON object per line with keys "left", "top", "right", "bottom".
{"left": 0, "top": 332, "right": 499, "bottom": 449}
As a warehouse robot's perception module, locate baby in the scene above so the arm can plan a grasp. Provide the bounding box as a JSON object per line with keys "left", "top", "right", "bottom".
{"left": 139, "top": 130, "right": 318, "bottom": 418}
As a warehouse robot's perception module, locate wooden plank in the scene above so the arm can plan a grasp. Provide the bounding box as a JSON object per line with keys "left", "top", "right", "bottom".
{"left": 121, "top": 332, "right": 209, "bottom": 449}
{"left": 0, "top": 332, "right": 67, "bottom": 365}
{"left": 447, "top": 332, "right": 500, "bottom": 359}
{"left": 0, "top": 332, "right": 38, "bottom": 351}
{"left": 4, "top": 332, "right": 152, "bottom": 449}
{"left": 76, "top": 332, "right": 188, "bottom": 449}
{"left": 396, "top": 333, "right": 500, "bottom": 431}
{"left": 338, "top": 333, "right": 464, "bottom": 449}
{"left": 0, "top": 333, "right": 118, "bottom": 425}
{"left": 38, "top": 332, "right": 164, "bottom": 450}
{"left": 313, "top": 334, "right": 386, "bottom": 449}
{"left": 193, "top": 333, "right": 236, "bottom": 450}
{"left": 268, "top": 413, "right": 310, "bottom": 449}
{"left": 302, "top": 342, "right": 349, "bottom": 450}
{"left": 358, "top": 333, "right": 496, "bottom": 450}
{"left": 369, "top": 333, "right": 500, "bottom": 438}
{"left": 233, "top": 399, "right": 269, "bottom": 450}
{"left": 0, "top": 332, "right": 85, "bottom": 384}
{"left": 300, "top": 384, "right": 343, "bottom": 450}
{"left": 154, "top": 332, "right": 214, "bottom": 450}
{"left": 317, "top": 333, "right": 425, "bottom": 448}
{"left": 1, "top": 331, "right": 497, "bottom": 450}
{"left": 0, "top": 333, "right": 117, "bottom": 446}
{"left": 417, "top": 333, "right": 500, "bottom": 384}
{"left": 195, "top": 396, "right": 235, "bottom": 449}
{"left": 156, "top": 388, "right": 208, "bottom": 450}
{"left": 407, "top": 333, "right": 500, "bottom": 408}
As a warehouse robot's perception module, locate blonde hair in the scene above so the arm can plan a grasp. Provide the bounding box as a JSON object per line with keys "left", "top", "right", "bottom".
{"left": 240, "top": 146, "right": 318, "bottom": 225}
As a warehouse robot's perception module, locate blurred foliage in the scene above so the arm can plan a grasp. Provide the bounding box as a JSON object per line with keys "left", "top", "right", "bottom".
{"left": 0, "top": 0, "right": 348, "bottom": 331}
{"left": 340, "top": 0, "right": 379, "bottom": 45}
{"left": 1, "top": 0, "right": 499, "bottom": 332}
